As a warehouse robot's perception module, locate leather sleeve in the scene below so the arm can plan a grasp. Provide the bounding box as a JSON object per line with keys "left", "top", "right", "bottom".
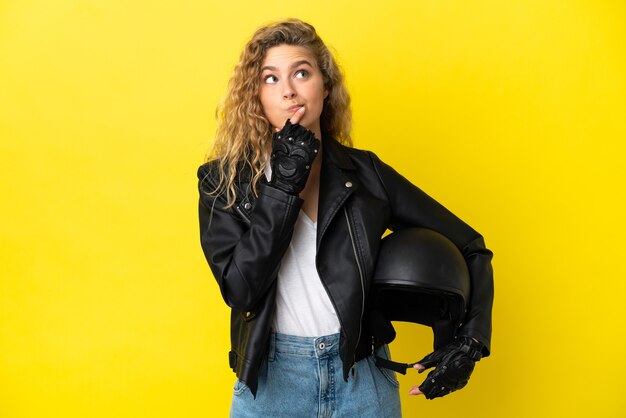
{"left": 367, "top": 152, "right": 494, "bottom": 356}
{"left": 197, "top": 164, "right": 303, "bottom": 311}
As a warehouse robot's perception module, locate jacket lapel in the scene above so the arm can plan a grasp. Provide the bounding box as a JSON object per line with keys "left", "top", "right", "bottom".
{"left": 317, "top": 137, "right": 359, "bottom": 250}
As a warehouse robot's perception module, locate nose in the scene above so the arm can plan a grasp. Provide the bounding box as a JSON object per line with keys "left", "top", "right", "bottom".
{"left": 282, "top": 79, "right": 296, "bottom": 99}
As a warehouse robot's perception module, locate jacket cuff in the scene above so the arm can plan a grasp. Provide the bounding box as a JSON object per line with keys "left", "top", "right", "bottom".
{"left": 458, "top": 327, "right": 491, "bottom": 357}
{"left": 258, "top": 182, "right": 304, "bottom": 206}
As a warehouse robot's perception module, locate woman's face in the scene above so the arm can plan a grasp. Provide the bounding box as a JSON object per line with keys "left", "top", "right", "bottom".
{"left": 259, "top": 44, "right": 328, "bottom": 140}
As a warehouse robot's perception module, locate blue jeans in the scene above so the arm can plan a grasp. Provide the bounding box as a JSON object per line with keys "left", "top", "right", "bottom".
{"left": 230, "top": 332, "right": 402, "bottom": 418}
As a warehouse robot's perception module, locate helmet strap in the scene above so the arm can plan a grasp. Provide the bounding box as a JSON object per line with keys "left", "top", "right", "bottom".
{"left": 374, "top": 356, "right": 415, "bottom": 375}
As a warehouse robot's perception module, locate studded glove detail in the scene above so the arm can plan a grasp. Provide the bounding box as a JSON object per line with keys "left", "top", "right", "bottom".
{"left": 416, "top": 337, "right": 483, "bottom": 400}
{"left": 268, "top": 120, "right": 320, "bottom": 195}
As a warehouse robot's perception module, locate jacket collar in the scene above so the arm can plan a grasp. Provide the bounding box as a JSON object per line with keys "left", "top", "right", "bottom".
{"left": 231, "top": 136, "right": 359, "bottom": 245}
{"left": 317, "top": 136, "right": 359, "bottom": 249}
{"left": 322, "top": 135, "right": 357, "bottom": 171}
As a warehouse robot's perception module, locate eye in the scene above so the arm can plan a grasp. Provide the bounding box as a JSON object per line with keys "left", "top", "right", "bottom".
{"left": 263, "top": 74, "right": 278, "bottom": 84}
{"left": 295, "top": 69, "right": 309, "bottom": 79}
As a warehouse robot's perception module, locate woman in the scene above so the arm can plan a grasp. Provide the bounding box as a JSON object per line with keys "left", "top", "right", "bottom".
{"left": 197, "top": 18, "right": 493, "bottom": 417}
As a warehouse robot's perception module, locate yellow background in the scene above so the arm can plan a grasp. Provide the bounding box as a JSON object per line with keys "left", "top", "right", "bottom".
{"left": 1, "top": 0, "right": 625, "bottom": 416}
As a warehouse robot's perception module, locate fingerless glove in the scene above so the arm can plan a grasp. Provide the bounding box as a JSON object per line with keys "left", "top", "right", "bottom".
{"left": 268, "top": 120, "right": 320, "bottom": 195}
{"left": 416, "top": 337, "right": 484, "bottom": 400}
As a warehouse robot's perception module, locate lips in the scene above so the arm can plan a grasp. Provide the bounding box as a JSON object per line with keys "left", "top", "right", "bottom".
{"left": 287, "top": 104, "right": 304, "bottom": 112}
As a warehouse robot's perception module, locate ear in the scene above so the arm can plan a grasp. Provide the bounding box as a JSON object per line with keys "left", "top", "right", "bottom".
{"left": 323, "top": 89, "right": 329, "bottom": 99}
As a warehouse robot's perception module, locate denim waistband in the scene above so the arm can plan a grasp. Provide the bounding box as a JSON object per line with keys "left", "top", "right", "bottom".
{"left": 269, "top": 332, "right": 341, "bottom": 359}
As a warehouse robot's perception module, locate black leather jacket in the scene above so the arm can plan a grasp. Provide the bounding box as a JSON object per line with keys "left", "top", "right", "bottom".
{"left": 197, "top": 136, "right": 494, "bottom": 397}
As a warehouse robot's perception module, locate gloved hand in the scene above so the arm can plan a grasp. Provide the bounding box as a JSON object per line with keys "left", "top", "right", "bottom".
{"left": 268, "top": 119, "right": 320, "bottom": 195}
{"left": 413, "top": 337, "right": 484, "bottom": 400}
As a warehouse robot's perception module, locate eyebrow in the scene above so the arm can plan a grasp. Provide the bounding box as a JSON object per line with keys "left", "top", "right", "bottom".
{"left": 261, "top": 60, "right": 313, "bottom": 72}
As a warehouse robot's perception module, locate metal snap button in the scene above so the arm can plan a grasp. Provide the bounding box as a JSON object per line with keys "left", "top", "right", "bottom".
{"left": 318, "top": 342, "right": 326, "bottom": 349}
{"left": 345, "top": 181, "right": 353, "bottom": 188}
{"left": 244, "top": 202, "right": 251, "bottom": 210}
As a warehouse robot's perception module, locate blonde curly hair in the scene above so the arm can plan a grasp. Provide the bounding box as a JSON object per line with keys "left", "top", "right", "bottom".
{"left": 205, "top": 18, "right": 352, "bottom": 207}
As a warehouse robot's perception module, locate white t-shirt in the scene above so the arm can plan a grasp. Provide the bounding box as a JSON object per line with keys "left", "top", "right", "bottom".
{"left": 264, "top": 165, "right": 341, "bottom": 337}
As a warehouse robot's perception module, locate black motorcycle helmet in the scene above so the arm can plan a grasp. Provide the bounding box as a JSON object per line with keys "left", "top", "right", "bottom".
{"left": 369, "top": 227, "right": 471, "bottom": 355}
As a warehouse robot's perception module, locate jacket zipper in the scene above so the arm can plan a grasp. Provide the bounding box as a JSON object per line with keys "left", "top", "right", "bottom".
{"left": 235, "top": 204, "right": 251, "bottom": 225}
{"left": 344, "top": 206, "right": 365, "bottom": 360}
